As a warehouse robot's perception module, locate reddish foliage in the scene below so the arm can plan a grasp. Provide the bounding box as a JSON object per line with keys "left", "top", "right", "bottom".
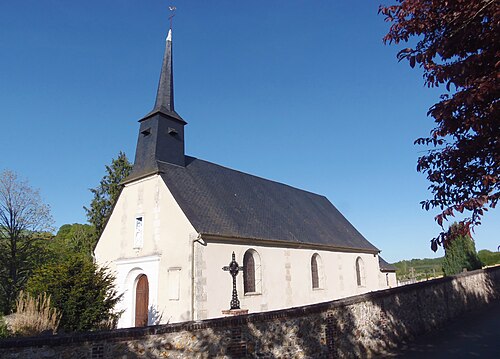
{"left": 379, "top": 0, "right": 499, "bottom": 251}
{"left": 443, "top": 222, "right": 472, "bottom": 249}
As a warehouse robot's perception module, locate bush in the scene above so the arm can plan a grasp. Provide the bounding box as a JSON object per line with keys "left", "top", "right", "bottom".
{"left": 26, "top": 254, "right": 122, "bottom": 332}
{"left": 8, "top": 291, "right": 60, "bottom": 336}
{"left": 0, "top": 316, "right": 10, "bottom": 338}
{"left": 442, "top": 224, "right": 483, "bottom": 276}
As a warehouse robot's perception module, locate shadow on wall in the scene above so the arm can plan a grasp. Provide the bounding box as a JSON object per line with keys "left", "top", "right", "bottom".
{"left": 118, "top": 268, "right": 500, "bottom": 358}
{"left": 147, "top": 305, "right": 163, "bottom": 326}
{"left": 0, "top": 267, "right": 498, "bottom": 358}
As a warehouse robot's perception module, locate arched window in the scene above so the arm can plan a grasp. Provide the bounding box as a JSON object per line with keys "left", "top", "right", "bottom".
{"left": 243, "top": 249, "right": 261, "bottom": 294}
{"left": 311, "top": 253, "right": 320, "bottom": 289}
{"left": 355, "top": 257, "right": 365, "bottom": 287}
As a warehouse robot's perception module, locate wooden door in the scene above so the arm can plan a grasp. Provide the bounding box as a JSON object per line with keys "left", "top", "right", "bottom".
{"left": 135, "top": 274, "right": 149, "bottom": 327}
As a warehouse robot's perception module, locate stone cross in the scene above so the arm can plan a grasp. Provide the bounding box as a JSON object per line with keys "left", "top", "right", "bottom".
{"left": 222, "top": 251, "right": 244, "bottom": 310}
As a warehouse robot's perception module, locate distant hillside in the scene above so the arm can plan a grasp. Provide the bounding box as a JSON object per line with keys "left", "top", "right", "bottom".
{"left": 392, "top": 249, "right": 500, "bottom": 281}
{"left": 478, "top": 250, "right": 500, "bottom": 266}
{"left": 393, "top": 257, "right": 444, "bottom": 281}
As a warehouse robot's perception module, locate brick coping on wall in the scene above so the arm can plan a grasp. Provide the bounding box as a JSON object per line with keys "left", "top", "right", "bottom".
{"left": 1, "top": 265, "right": 499, "bottom": 349}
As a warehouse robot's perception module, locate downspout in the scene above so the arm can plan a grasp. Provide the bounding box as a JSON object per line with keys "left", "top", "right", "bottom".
{"left": 191, "top": 233, "right": 206, "bottom": 321}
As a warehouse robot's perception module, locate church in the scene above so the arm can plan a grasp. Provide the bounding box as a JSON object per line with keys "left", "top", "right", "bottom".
{"left": 94, "top": 27, "right": 396, "bottom": 328}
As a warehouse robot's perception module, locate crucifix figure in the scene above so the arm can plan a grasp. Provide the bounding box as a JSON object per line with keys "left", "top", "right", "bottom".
{"left": 222, "top": 251, "right": 244, "bottom": 310}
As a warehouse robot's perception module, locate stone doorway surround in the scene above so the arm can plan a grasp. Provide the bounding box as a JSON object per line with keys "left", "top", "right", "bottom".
{"left": 115, "top": 255, "right": 160, "bottom": 328}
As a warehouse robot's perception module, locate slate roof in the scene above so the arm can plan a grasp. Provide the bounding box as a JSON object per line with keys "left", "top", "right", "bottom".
{"left": 378, "top": 256, "right": 397, "bottom": 272}
{"left": 158, "top": 157, "right": 379, "bottom": 252}
{"left": 142, "top": 29, "right": 185, "bottom": 123}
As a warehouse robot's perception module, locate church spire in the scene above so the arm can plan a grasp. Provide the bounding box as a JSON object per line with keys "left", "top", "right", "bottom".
{"left": 153, "top": 29, "right": 175, "bottom": 114}
{"left": 143, "top": 27, "right": 184, "bottom": 123}
{"left": 127, "top": 22, "right": 187, "bottom": 182}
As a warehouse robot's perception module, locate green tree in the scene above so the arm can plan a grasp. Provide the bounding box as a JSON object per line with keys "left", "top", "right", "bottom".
{"left": 380, "top": 0, "right": 499, "bottom": 250}
{"left": 26, "top": 254, "right": 122, "bottom": 332}
{"left": 52, "top": 223, "right": 96, "bottom": 260}
{"left": 0, "top": 315, "right": 9, "bottom": 338}
{"left": 0, "top": 170, "right": 54, "bottom": 314}
{"left": 478, "top": 249, "right": 500, "bottom": 266}
{"left": 84, "top": 151, "right": 132, "bottom": 238}
{"left": 442, "top": 223, "right": 483, "bottom": 276}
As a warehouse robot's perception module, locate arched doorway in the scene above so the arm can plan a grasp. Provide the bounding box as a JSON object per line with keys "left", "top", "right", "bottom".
{"left": 135, "top": 274, "right": 149, "bottom": 327}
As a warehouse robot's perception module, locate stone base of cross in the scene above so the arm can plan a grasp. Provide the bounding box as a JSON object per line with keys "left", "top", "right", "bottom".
{"left": 221, "top": 309, "right": 249, "bottom": 317}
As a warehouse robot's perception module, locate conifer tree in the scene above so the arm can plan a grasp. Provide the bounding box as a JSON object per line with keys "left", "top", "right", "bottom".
{"left": 442, "top": 223, "right": 483, "bottom": 276}
{"left": 26, "top": 254, "right": 122, "bottom": 331}
{"left": 84, "top": 152, "right": 132, "bottom": 239}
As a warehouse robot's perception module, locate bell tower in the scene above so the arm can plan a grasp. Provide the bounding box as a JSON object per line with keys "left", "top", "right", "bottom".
{"left": 128, "top": 27, "right": 186, "bottom": 182}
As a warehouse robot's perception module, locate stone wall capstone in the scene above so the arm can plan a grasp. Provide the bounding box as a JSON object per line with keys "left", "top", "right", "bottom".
{"left": 0, "top": 266, "right": 499, "bottom": 358}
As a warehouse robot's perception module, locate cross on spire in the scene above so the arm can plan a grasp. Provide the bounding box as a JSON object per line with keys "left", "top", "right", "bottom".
{"left": 168, "top": 6, "right": 176, "bottom": 29}
{"left": 128, "top": 7, "right": 187, "bottom": 181}
{"left": 143, "top": 5, "right": 184, "bottom": 123}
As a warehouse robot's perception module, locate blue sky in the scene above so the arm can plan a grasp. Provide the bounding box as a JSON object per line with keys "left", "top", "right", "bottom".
{"left": 1, "top": 0, "right": 498, "bottom": 262}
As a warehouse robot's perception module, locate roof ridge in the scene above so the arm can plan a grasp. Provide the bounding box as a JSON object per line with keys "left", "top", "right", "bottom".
{"left": 183, "top": 156, "right": 330, "bottom": 200}
{"left": 159, "top": 156, "right": 379, "bottom": 251}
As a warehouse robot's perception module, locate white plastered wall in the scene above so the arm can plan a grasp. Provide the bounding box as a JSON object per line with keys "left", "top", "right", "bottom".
{"left": 95, "top": 174, "right": 392, "bottom": 325}
{"left": 94, "top": 174, "right": 197, "bottom": 328}
{"left": 379, "top": 271, "right": 398, "bottom": 288}
{"left": 194, "top": 241, "right": 382, "bottom": 320}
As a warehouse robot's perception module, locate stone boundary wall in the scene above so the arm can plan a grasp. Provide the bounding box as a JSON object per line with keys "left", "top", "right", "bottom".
{"left": 1, "top": 266, "right": 499, "bottom": 358}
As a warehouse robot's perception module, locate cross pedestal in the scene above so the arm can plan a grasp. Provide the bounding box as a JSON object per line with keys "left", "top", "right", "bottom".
{"left": 221, "top": 308, "right": 249, "bottom": 316}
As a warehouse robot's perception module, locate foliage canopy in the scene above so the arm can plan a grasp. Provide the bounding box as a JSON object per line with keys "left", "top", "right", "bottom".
{"left": 380, "top": 0, "right": 499, "bottom": 250}
{"left": 0, "top": 316, "right": 9, "bottom": 338}
{"left": 51, "top": 223, "right": 96, "bottom": 260}
{"left": 84, "top": 151, "right": 132, "bottom": 238}
{"left": 0, "top": 170, "right": 54, "bottom": 314}
{"left": 442, "top": 223, "right": 483, "bottom": 276}
{"left": 478, "top": 249, "right": 500, "bottom": 266}
{"left": 26, "top": 254, "right": 122, "bottom": 332}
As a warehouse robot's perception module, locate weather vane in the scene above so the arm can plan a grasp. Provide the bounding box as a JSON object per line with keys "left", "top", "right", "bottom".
{"left": 168, "top": 5, "right": 176, "bottom": 29}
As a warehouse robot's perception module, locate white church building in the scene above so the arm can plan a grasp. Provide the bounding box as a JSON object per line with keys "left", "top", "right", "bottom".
{"left": 94, "top": 27, "right": 396, "bottom": 328}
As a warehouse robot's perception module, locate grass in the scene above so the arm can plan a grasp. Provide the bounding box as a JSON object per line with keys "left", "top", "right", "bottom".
{"left": 8, "top": 291, "right": 61, "bottom": 336}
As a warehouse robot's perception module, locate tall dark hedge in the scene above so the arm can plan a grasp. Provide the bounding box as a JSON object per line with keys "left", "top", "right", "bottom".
{"left": 26, "top": 254, "right": 122, "bottom": 332}
{"left": 442, "top": 225, "right": 483, "bottom": 276}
